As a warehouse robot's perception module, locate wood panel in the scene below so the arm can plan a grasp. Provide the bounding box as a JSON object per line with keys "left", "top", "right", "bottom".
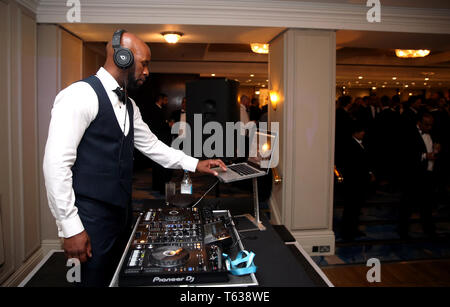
{"left": 0, "top": 0, "right": 14, "bottom": 284}
{"left": 20, "top": 7, "right": 40, "bottom": 260}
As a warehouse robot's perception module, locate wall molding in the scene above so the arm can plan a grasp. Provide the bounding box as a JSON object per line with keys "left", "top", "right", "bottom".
{"left": 292, "top": 229, "right": 335, "bottom": 256}
{"left": 36, "top": 0, "right": 450, "bottom": 34}
{"left": 16, "top": 0, "right": 38, "bottom": 14}
{"left": 268, "top": 193, "right": 282, "bottom": 225}
{"left": 1, "top": 246, "right": 43, "bottom": 287}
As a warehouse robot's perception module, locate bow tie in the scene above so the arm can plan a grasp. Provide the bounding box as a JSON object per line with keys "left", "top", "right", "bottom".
{"left": 113, "top": 87, "right": 126, "bottom": 104}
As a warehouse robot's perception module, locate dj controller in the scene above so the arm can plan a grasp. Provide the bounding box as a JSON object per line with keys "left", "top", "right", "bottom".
{"left": 118, "top": 207, "right": 236, "bottom": 286}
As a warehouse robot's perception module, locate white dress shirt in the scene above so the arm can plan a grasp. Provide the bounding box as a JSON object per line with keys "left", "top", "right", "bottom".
{"left": 417, "top": 127, "right": 434, "bottom": 172}
{"left": 179, "top": 111, "right": 186, "bottom": 137}
{"left": 43, "top": 67, "right": 198, "bottom": 238}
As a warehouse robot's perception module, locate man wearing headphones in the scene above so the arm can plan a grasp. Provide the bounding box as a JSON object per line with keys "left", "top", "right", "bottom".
{"left": 43, "top": 30, "right": 226, "bottom": 287}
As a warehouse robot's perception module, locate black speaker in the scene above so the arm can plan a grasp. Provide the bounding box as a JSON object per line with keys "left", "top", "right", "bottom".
{"left": 186, "top": 78, "right": 240, "bottom": 159}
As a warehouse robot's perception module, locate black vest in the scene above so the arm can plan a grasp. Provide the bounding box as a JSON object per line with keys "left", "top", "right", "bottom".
{"left": 72, "top": 76, "right": 134, "bottom": 208}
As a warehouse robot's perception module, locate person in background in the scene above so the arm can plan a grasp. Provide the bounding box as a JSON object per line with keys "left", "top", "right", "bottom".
{"left": 148, "top": 93, "right": 175, "bottom": 194}
{"left": 372, "top": 95, "right": 400, "bottom": 190}
{"left": 170, "top": 96, "right": 187, "bottom": 137}
{"left": 249, "top": 97, "right": 261, "bottom": 122}
{"left": 340, "top": 120, "right": 375, "bottom": 240}
{"left": 398, "top": 112, "right": 439, "bottom": 239}
{"left": 335, "top": 95, "right": 353, "bottom": 171}
{"left": 239, "top": 94, "right": 250, "bottom": 127}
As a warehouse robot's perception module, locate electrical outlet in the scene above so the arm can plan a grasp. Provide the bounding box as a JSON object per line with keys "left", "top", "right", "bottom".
{"left": 319, "top": 245, "right": 330, "bottom": 253}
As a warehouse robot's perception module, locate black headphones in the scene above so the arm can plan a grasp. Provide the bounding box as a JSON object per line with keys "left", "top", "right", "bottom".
{"left": 112, "top": 29, "right": 134, "bottom": 70}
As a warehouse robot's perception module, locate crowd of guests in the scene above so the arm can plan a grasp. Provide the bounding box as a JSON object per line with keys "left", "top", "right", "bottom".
{"left": 335, "top": 91, "right": 450, "bottom": 240}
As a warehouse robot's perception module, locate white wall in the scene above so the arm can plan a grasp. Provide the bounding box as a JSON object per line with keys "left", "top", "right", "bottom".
{"left": 0, "top": 0, "right": 40, "bottom": 284}
{"left": 37, "top": 25, "right": 83, "bottom": 248}
{"left": 269, "top": 29, "right": 336, "bottom": 255}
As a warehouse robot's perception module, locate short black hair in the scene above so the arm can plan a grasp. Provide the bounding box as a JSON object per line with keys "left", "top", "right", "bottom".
{"left": 156, "top": 93, "right": 168, "bottom": 102}
{"left": 351, "top": 120, "right": 366, "bottom": 134}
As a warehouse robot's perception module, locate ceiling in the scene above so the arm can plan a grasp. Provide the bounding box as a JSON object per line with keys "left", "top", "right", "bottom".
{"left": 286, "top": 0, "right": 450, "bottom": 10}
{"left": 61, "top": 23, "right": 285, "bottom": 44}
{"left": 63, "top": 23, "right": 450, "bottom": 89}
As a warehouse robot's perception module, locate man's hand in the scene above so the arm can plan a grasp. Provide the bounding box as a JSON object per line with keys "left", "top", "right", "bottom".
{"left": 196, "top": 159, "right": 227, "bottom": 176}
{"left": 63, "top": 230, "right": 92, "bottom": 263}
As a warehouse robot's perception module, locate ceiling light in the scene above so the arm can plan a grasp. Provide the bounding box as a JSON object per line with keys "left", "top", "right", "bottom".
{"left": 250, "top": 43, "right": 269, "bottom": 54}
{"left": 395, "top": 49, "right": 430, "bottom": 58}
{"left": 372, "top": 87, "right": 376, "bottom": 90}
{"left": 161, "top": 31, "right": 183, "bottom": 44}
{"left": 211, "top": 73, "right": 215, "bottom": 76}
{"left": 358, "top": 76, "right": 363, "bottom": 79}
{"left": 250, "top": 74, "right": 255, "bottom": 77}
{"left": 424, "top": 77, "right": 429, "bottom": 81}
{"left": 392, "top": 77, "right": 397, "bottom": 80}
{"left": 404, "top": 84, "right": 409, "bottom": 88}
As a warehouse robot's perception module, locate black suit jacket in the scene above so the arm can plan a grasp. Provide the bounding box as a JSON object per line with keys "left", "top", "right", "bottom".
{"left": 148, "top": 103, "right": 171, "bottom": 145}
{"left": 342, "top": 137, "right": 371, "bottom": 190}
{"left": 400, "top": 125, "right": 431, "bottom": 182}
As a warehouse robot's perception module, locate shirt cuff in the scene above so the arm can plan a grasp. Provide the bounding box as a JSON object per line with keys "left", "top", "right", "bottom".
{"left": 182, "top": 155, "right": 199, "bottom": 172}
{"left": 57, "top": 214, "right": 85, "bottom": 238}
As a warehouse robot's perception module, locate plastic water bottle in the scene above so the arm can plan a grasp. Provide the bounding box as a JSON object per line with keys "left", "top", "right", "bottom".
{"left": 180, "top": 170, "right": 193, "bottom": 194}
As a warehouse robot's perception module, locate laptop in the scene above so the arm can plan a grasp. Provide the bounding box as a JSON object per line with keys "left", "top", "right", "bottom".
{"left": 212, "top": 129, "right": 278, "bottom": 183}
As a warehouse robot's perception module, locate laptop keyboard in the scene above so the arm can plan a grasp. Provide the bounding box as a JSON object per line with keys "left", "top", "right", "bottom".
{"left": 228, "top": 164, "right": 259, "bottom": 176}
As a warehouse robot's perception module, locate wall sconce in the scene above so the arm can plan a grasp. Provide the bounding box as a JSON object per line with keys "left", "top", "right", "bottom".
{"left": 270, "top": 90, "right": 279, "bottom": 111}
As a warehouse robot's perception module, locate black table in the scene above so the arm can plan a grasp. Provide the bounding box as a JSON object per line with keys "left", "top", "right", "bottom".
{"left": 131, "top": 198, "right": 330, "bottom": 287}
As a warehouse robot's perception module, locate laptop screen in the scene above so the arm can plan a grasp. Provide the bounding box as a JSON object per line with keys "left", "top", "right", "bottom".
{"left": 247, "top": 130, "right": 278, "bottom": 172}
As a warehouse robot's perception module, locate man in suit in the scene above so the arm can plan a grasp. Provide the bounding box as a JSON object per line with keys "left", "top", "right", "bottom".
{"left": 398, "top": 112, "right": 439, "bottom": 238}
{"left": 340, "top": 121, "right": 375, "bottom": 240}
{"left": 148, "top": 93, "right": 174, "bottom": 194}
{"left": 335, "top": 95, "right": 353, "bottom": 171}
{"left": 372, "top": 95, "right": 401, "bottom": 188}
{"left": 43, "top": 30, "right": 226, "bottom": 286}
{"left": 401, "top": 95, "right": 423, "bottom": 128}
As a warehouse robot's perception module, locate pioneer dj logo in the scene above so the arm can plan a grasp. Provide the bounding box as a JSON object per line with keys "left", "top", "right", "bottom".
{"left": 153, "top": 276, "right": 196, "bottom": 283}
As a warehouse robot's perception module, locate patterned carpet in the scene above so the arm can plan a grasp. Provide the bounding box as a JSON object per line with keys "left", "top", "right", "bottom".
{"left": 312, "top": 189, "right": 450, "bottom": 266}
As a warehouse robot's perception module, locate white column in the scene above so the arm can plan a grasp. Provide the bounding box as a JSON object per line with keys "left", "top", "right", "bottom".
{"left": 37, "top": 24, "right": 83, "bottom": 247}
{"left": 269, "top": 29, "right": 336, "bottom": 255}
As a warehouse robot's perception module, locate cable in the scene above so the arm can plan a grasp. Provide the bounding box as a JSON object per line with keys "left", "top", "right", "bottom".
{"left": 192, "top": 179, "right": 219, "bottom": 207}
{"left": 118, "top": 80, "right": 128, "bottom": 165}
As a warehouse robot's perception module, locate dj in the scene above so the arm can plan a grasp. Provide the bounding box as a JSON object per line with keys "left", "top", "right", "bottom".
{"left": 43, "top": 30, "right": 226, "bottom": 287}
